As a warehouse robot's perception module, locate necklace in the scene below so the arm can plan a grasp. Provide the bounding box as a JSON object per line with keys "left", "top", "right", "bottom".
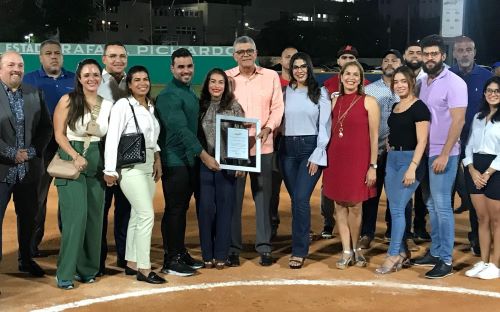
{"left": 334, "top": 95, "right": 361, "bottom": 138}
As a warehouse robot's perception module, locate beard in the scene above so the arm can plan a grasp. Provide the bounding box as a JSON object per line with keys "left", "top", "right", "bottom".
{"left": 405, "top": 59, "right": 423, "bottom": 71}
{"left": 423, "top": 59, "right": 444, "bottom": 76}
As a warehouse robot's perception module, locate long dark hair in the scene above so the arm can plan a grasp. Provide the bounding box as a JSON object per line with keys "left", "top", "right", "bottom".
{"left": 126, "top": 65, "right": 152, "bottom": 103}
{"left": 67, "top": 58, "right": 102, "bottom": 131}
{"left": 288, "top": 52, "right": 321, "bottom": 104}
{"left": 477, "top": 76, "right": 500, "bottom": 123}
{"left": 199, "top": 68, "right": 235, "bottom": 115}
{"left": 339, "top": 60, "right": 365, "bottom": 96}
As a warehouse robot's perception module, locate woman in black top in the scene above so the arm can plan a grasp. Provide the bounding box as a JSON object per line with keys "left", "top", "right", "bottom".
{"left": 376, "top": 66, "right": 430, "bottom": 274}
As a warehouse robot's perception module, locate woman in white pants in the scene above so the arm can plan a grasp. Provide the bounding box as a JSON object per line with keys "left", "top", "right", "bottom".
{"left": 104, "top": 65, "right": 165, "bottom": 284}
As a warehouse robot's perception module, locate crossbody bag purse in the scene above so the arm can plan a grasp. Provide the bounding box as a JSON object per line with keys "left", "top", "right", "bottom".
{"left": 116, "top": 100, "right": 146, "bottom": 168}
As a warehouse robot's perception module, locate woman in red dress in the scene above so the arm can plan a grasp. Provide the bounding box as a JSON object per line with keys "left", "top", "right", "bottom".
{"left": 323, "top": 61, "right": 380, "bottom": 269}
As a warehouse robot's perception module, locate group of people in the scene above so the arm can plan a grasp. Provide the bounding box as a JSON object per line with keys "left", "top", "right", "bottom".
{"left": 0, "top": 32, "right": 499, "bottom": 291}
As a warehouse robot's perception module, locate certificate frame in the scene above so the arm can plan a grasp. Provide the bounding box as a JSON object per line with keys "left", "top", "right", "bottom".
{"left": 215, "top": 114, "right": 261, "bottom": 172}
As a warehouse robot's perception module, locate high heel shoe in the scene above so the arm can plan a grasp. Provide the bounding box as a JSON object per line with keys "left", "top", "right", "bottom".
{"left": 336, "top": 251, "right": 353, "bottom": 270}
{"left": 354, "top": 248, "right": 367, "bottom": 267}
{"left": 375, "top": 255, "right": 403, "bottom": 274}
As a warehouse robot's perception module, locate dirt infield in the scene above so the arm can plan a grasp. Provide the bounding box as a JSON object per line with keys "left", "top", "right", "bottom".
{"left": 1, "top": 182, "right": 499, "bottom": 311}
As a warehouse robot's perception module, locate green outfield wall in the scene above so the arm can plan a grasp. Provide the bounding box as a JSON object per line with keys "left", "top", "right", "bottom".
{"left": 0, "top": 43, "right": 236, "bottom": 85}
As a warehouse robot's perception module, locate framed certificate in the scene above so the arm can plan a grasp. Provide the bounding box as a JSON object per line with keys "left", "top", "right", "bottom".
{"left": 215, "top": 114, "right": 261, "bottom": 172}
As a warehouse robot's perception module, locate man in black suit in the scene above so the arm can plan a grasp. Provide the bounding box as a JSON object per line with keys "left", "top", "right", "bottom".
{"left": 0, "top": 51, "right": 52, "bottom": 277}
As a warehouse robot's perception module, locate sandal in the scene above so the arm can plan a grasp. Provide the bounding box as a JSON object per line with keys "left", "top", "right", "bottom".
{"left": 289, "top": 256, "right": 305, "bottom": 269}
{"left": 354, "top": 248, "right": 367, "bottom": 267}
{"left": 336, "top": 251, "right": 353, "bottom": 269}
{"left": 215, "top": 260, "right": 225, "bottom": 270}
{"left": 203, "top": 260, "right": 214, "bottom": 269}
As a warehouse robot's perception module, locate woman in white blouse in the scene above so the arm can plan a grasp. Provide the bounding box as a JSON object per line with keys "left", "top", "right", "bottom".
{"left": 463, "top": 76, "right": 500, "bottom": 280}
{"left": 104, "top": 66, "right": 165, "bottom": 284}
{"left": 53, "top": 59, "right": 113, "bottom": 289}
{"left": 280, "top": 52, "right": 331, "bottom": 269}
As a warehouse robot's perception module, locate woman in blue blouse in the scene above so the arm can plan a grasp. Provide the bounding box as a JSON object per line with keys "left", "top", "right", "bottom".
{"left": 463, "top": 76, "right": 500, "bottom": 280}
{"left": 280, "top": 52, "right": 331, "bottom": 269}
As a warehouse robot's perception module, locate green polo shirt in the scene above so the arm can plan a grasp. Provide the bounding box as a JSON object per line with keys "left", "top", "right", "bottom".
{"left": 156, "top": 78, "right": 202, "bottom": 167}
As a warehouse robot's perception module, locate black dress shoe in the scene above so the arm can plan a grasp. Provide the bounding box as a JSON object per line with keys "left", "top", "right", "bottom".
{"left": 125, "top": 266, "right": 138, "bottom": 275}
{"left": 259, "top": 252, "right": 273, "bottom": 266}
{"left": 19, "top": 260, "right": 45, "bottom": 277}
{"left": 117, "top": 258, "right": 127, "bottom": 268}
{"left": 137, "top": 271, "right": 167, "bottom": 284}
{"left": 226, "top": 254, "right": 240, "bottom": 267}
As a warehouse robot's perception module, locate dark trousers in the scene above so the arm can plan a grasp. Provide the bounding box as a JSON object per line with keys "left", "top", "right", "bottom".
{"left": 270, "top": 135, "right": 283, "bottom": 228}
{"left": 100, "top": 184, "right": 131, "bottom": 269}
{"left": 0, "top": 181, "right": 38, "bottom": 263}
{"left": 161, "top": 165, "right": 199, "bottom": 260}
{"left": 413, "top": 185, "right": 428, "bottom": 232}
{"left": 31, "top": 138, "right": 58, "bottom": 254}
{"left": 198, "top": 164, "right": 236, "bottom": 261}
{"left": 230, "top": 154, "right": 273, "bottom": 255}
{"left": 361, "top": 152, "right": 412, "bottom": 239}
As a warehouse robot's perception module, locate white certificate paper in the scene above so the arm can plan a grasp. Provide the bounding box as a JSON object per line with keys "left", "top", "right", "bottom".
{"left": 227, "top": 128, "right": 249, "bottom": 159}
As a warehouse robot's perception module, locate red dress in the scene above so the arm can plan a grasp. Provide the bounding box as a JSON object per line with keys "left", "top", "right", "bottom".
{"left": 323, "top": 93, "right": 376, "bottom": 202}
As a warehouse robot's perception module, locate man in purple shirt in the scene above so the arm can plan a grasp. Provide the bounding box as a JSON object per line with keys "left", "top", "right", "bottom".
{"left": 412, "top": 35, "right": 467, "bottom": 279}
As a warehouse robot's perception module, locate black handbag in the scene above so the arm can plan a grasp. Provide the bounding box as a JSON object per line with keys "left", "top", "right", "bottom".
{"left": 116, "top": 101, "right": 146, "bottom": 168}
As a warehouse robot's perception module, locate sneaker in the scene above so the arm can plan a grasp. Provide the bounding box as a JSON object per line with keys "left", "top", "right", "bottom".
{"left": 56, "top": 277, "right": 74, "bottom": 290}
{"left": 226, "top": 254, "right": 240, "bottom": 267}
{"left": 406, "top": 239, "right": 419, "bottom": 252}
{"left": 411, "top": 250, "right": 440, "bottom": 267}
{"left": 321, "top": 226, "right": 333, "bottom": 239}
{"left": 477, "top": 263, "right": 500, "bottom": 280}
{"left": 74, "top": 274, "right": 96, "bottom": 283}
{"left": 180, "top": 251, "right": 204, "bottom": 269}
{"left": 425, "top": 260, "right": 453, "bottom": 279}
{"left": 413, "top": 230, "right": 431, "bottom": 243}
{"left": 259, "top": 252, "right": 273, "bottom": 266}
{"left": 358, "top": 235, "right": 372, "bottom": 249}
{"left": 465, "top": 261, "right": 488, "bottom": 278}
{"left": 161, "top": 256, "right": 196, "bottom": 277}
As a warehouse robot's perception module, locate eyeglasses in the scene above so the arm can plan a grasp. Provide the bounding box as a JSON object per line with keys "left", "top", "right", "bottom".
{"left": 292, "top": 64, "right": 308, "bottom": 71}
{"left": 234, "top": 49, "right": 255, "bottom": 56}
{"left": 485, "top": 88, "right": 500, "bottom": 95}
{"left": 340, "top": 55, "right": 356, "bottom": 60}
{"left": 422, "top": 51, "right": 441, "bottom": 58}
{"left": 105, "top": 53, "right": 127, "bottom": 60}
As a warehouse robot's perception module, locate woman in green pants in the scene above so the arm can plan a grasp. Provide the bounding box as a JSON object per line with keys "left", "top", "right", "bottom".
{"left": 53, "top": 59, "right": 113, "bottom": 289}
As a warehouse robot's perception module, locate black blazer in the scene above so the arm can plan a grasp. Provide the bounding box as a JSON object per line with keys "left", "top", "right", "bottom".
{"left": 0, "top": 83, "right": 52, "bottom": 183}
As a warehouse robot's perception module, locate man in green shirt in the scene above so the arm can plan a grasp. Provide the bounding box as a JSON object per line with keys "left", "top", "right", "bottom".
{"left": 156, "top": 48, "right": 219, "bottom": 276}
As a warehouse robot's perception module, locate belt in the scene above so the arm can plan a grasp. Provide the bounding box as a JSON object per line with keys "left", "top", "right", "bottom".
{"left": 389, "top": 145, "right": 414, "bottom": 151}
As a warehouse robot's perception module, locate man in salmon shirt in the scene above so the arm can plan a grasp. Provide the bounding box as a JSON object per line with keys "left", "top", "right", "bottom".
{"left": 226, "top": 36, "right": 284, "bottom": 267}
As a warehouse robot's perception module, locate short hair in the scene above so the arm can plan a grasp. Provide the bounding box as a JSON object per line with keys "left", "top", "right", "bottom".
{"left": 339, "top": 61, "right": 365, "bottom": 96}
{"left": 420, "top": 34, "right": 446, "bottom": 53}
{"left": 405, "top": 41, "right": 421, "bottom": 51}
{"left": 454, "top": 35, "right": 475, "bottom": 48}
{"left": 390, "top": 66, "right": 416, "bottom": 95}
{"left": 103, "top": 41, "right": 127, "bottom": 55}
{"left": 171, "top": 48, "right": 193, "bottom": 65}
{"left": 233, "top": 36, "right": 256, "bottom": 50}
{"left": 40, "top": 39, "right": 61, "bottom": 53}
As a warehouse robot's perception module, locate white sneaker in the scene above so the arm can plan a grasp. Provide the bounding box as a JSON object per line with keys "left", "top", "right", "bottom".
{"left": 465, "top": 261, "right": 488, "bottom": 278}
{"left": 477, "top": 263, "right": 500, "bottom": 280}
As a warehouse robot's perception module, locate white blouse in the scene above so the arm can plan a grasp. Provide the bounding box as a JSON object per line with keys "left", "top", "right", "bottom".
{"left": 463, "top": 113, "right": 500, "bottom": 171}
{"left": 104, "top": 96, "right": 161, "bottom": 177}
{"left": 66, "top": 99, "right": 113, "bottom": 142}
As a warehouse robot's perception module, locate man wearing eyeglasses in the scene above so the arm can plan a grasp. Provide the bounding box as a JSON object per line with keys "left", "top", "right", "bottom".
{"left": 97, "top": 42, "right": 131, "bottom": 275}
{"left": 450, "top": 36, "right": 492, "bottom": 256}
{"left": 411, "top": 34, "right": 467, "bottom": 279}
{"left": 225, "top": 36, "right": 284, "bottom": 267}
{"left": 23, "top": 40, "right": 75, "bottom": 258}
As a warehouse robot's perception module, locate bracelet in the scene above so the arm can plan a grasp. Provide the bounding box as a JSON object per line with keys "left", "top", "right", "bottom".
{"left": 485, "top": 170, "right": 491, "bottom": 176}
{"left": 411, "top": 160, "right": 419, "bottom": 166}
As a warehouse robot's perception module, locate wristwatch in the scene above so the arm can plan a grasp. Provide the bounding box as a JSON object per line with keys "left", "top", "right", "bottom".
{"left": 370, "top": 163, "right": 378, "bottom": 169}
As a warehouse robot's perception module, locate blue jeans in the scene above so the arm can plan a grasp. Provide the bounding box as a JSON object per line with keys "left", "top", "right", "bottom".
{"left": 421, "top": 155, "right": 458, "bottom": 264}
{"left": 280, "top": 135, "right": 322, "bottom": 257}
{"left": 385, "top": 151, "right": 423, "bottom": 256}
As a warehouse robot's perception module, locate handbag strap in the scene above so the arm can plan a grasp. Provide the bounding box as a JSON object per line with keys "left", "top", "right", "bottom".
{"left": 126, "top": 98, "right": 142, "bottom": 134}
